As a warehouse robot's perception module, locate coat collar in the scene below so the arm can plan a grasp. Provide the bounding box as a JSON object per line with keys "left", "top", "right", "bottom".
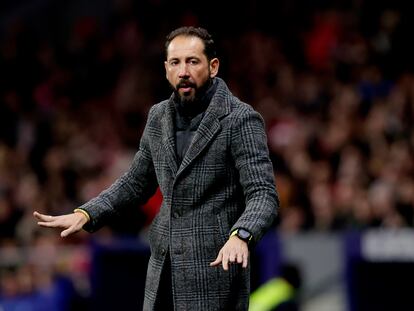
{"left": 161, "top": 77, "right": 233, "bottom": 178}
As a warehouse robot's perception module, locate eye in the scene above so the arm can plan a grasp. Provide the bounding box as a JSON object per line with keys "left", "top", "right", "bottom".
{"left": 189, "top": 59, "right": 199, "bottom": 65}
{"left": 169, "top": 60, "right": 178, "bottom": 66}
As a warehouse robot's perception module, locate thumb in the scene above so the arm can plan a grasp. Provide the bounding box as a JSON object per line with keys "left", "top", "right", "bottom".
{"left": 61, "top": 226, "right": 75, "bottom": 238}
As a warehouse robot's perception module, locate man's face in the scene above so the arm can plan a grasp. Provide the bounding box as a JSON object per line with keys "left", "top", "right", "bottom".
{"left": 165, "top": 35, "right": 219, "bottom": 103}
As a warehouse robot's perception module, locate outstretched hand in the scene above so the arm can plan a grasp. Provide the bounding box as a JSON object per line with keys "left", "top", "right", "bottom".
{"left": 33, "top": 211, "right": 89, "bottom": 238}
{"left": 210, "top": 236, "right": 249, "bottom": 271}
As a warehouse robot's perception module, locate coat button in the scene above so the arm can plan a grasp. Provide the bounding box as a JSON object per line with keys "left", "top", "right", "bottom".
{"left": 160, "top": 248, "right": 166, "bottom": 255}
{"left": 173, "top": 211, "right": 180, "bottom": 218}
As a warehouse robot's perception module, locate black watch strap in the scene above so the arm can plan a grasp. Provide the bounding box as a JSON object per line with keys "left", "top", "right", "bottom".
{"left": 231, "top": 228, "right": 252, "bottom": 242}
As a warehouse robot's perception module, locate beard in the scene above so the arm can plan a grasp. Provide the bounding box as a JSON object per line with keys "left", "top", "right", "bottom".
{"left": 172, "top": 76, "right": 212, "bottom": 105}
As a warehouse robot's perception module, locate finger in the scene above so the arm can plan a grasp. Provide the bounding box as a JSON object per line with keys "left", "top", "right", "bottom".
{"left": 242, "top": 251, "right": 249, "bottom": 268}
{"left": 222, "top": 252, "right": 229, "bottom": 271}
{"left": 37, "top": 221, "right": 58, "bottom": 228}
{"left": 210, "top": 251, "right": 223, "bottom": 266}
{"left": 236, "top": 251, "right": 243, "bottom": 264}
{"left": 34, "top": 211, "right": 53, "bottom": 222}
{"left": 229, "top": 251, "right": 236, "bottom": 263}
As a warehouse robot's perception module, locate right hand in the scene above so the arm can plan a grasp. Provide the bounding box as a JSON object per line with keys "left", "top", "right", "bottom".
{"left": 33, "top": 211, "right": 89, "bottom": 238}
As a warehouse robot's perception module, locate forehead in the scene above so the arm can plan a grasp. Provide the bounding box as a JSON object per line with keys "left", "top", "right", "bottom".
{"left": 166, "top": 36, "right": 206, "bottom": 59}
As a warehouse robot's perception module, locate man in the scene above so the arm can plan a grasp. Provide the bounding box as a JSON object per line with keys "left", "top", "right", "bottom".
{"left": 34, "top": 26, "right": 279, "bottom": 310}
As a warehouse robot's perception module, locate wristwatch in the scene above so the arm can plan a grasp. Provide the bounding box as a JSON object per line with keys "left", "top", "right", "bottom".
{"left": 231, "top": 228, "right": 252, "bottom": 243}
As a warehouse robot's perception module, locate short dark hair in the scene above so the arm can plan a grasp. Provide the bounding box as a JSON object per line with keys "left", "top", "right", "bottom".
{"left": 165, "top": 26, "right": 217, "bottom": 61}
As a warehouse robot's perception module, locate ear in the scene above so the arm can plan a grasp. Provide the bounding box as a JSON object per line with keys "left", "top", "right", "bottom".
{"left": 209, "top": 58, "right": 219, "bottom": 78}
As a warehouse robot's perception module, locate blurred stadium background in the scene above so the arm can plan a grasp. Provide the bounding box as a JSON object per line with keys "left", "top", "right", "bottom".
{"left": 0, "top": 0, "right": 413, "bottom": 310}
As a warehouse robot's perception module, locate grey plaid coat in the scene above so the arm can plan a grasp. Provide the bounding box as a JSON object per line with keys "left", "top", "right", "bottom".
{"left": 80, "top": 78, "right": 279, "bottom": 310}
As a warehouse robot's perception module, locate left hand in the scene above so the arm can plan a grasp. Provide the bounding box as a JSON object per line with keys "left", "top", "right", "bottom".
{"left": 210, "top": 236, "right": 249, "bottom": 271}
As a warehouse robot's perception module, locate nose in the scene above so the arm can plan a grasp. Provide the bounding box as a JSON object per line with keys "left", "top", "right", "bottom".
{"left": 178, "top": 63, "right": 190, "bottom": 78}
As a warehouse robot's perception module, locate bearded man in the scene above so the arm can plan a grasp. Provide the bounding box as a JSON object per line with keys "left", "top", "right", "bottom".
{"left": 34, "top": 26, "right": 279, "bottom": 311}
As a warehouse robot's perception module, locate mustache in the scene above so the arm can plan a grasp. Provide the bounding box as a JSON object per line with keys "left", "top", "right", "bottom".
{"left": 176, "top": 79, "right": 196, "bottom": 89}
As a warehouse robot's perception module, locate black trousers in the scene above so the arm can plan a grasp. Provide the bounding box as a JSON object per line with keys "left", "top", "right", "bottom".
{"left": 154, "top": 253, "right": 174, "bottom": 311}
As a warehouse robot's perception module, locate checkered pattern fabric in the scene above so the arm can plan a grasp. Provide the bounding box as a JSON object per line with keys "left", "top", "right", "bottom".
{"left": 80, "top": 77, "right": 279, "bottom": 310}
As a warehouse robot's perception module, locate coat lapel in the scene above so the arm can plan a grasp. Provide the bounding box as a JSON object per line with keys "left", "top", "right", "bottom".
{"left": 161, "top": 99, "right": 178, "bottom": 176}
{"left": 176, "top": 111, "right": 221, "bottom": 178}
{"left": 176, "top": 78, "right": 232, "bottom": 179}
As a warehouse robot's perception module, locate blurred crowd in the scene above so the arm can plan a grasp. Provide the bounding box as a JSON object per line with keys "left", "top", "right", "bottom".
{"left": 0, "top": 0, "right": 413, "bottom": 306}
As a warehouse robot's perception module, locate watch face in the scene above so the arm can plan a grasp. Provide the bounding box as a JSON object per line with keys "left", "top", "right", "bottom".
{"left": 237, "top": 229, "right": 251, "bottom": 240}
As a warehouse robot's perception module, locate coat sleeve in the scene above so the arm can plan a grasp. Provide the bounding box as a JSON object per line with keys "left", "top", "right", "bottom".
{"left": 79, "top": 107, "right": 159, "bottom": 232}
{"left": 230, "top": 106, "right": 279, "bottom": 244}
